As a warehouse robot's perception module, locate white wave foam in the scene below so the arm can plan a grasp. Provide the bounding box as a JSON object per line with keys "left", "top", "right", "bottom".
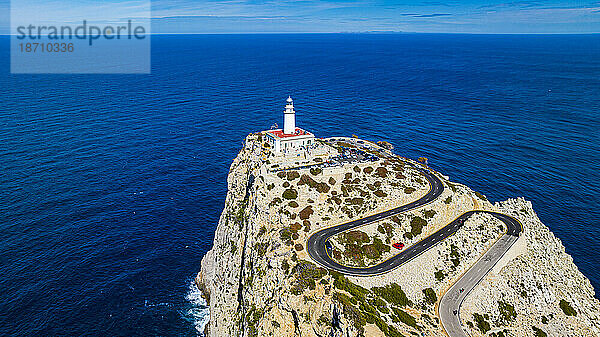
{"left": 184, "top": 279, "right": 210, "bottom": 336}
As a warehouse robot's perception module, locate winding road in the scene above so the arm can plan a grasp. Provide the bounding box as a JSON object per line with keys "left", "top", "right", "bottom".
{"left": 306, "top": 157, "right": 522, "bottom": 336}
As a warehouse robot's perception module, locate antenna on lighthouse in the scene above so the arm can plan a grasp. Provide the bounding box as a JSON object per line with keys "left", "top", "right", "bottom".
{"left": 283, "top": 96, "right": 296, "bottom": 135}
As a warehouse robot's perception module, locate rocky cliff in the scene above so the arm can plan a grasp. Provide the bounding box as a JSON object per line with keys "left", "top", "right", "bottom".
{"left": 196, "top": 134, "right": 600, "bottom": 337}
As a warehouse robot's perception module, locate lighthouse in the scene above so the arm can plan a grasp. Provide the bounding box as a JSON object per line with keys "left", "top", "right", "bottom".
{"left": 283, "top": 96, "right": 296, "bottom": 135}
{"left": 264, "top": 96, "right": 315, "bottom": 154}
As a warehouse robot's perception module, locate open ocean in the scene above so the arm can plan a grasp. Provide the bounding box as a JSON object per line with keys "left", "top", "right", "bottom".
{"left": 1, "top": 34, "right": 599, "bottom": 336}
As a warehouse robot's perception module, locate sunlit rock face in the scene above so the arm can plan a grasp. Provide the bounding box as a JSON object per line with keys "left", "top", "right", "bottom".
{"left": 197, "top": 135, "right": 600, "bottom": 337}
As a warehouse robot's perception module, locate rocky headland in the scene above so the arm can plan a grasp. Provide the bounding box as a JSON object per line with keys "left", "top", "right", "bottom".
{"left": 196, "top": 134, "right": 600, "bottom": 337}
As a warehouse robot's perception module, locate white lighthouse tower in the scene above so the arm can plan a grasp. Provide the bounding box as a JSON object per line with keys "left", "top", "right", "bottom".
{"left": 283, "top": 96, "right": 296, "bottom": 135}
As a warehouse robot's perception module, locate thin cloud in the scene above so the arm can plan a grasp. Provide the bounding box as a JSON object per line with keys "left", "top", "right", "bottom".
{"left": 401, "top": 13, "right": 452, "bottom": 17}
{"left": 478, "top": 1, "right": 544, "bottom": 10}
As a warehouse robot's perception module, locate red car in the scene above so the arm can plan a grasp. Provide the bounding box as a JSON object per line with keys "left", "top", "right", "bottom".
{"left": 392, "top": 243, "right": 405, "bottom": 250}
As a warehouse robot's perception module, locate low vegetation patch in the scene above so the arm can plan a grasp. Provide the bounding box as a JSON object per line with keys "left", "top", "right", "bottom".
{"left": 372, "top": 283, "right": 411, "bottom": 307}
{"left": 423, "top": 288, "right": 437, "bottom": 305}
{"left": 299, "top": 206, "right": 314, "bottom": 220}
{"left": 474, "top": 191, "right": 487, "bottom": 201}
{"left": 392, "top": 307, "right": 417, "bottom": 329}
{"left": 404, "top": 216, "right": 427, "bottom": 239}
{"left": 374, "top": 167, "right": 388, "bottom": 178}
{"left": 423, "top": 210, "right": 436, "bottom": 219}
{"left": 333, "top": 230, "right": 391, "bottom": 267}
{"left": 497, "top": 300, "right": 517, "bottom": 324}
{"left": 282, "top": 189, "right": 298, "bottom": 200}
{"left": 330, "top": 272, "right": 413, "bottom": 337}
{"left": 449, "top": 244, "right": 460, "bottom": 268}
{"left": 308, "top": 167, "right": 322, "bottom": 176}
{"left": 473, "top": 313, "right": 491, "bottom": 334}
{"left": 290, "top": 260, "right": 326, "bottom": 295}
{"left": 374, "top": 190, "right": 387, "bottom": 197}
{"left": 559, "top": 299, "right": 577, "bottom": 316}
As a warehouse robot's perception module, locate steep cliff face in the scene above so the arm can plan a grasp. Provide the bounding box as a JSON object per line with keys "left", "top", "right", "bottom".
{"left": 461, "top": 198, "right": 600, "bottom": 337}
{"left": 197, "top": 135, "right": 600, "bottom": 337}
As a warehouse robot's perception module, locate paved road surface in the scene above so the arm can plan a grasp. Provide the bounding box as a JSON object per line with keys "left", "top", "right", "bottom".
{"left": 306, "top": 167, "right": 445, "bottom": 275}
{"left": 305, "top": 149, "right": 522, "bottom": 336}
{"left": 439, "top": 214, "right": 521, "bottom": 337}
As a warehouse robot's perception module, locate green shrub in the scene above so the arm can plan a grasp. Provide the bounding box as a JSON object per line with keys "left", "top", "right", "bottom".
{"left": 410, "top": 216, "right": 427, "bottom": 237}
{"left": 392, "top": 307, "right": 417, "bottom": 329}
{"left": 343, "top": 230, "right": 369, "bottom": 244}
{"left": 374, "top": 167, "right": 388, "bottom": 178}
{"left": 444, "top": 196, "right": 452, "bottom": 204}
{"left": 363, "top": 238, "right": 390, "bottom": 260}
{"left": 372, "top": 297, "right": 389, "bottom": 314}
{"left": 316, "top": 182, "right": 330, "bottom": 193}
{"left": 449, "top": 244, "right": 460, "bottom": 267}
{"left": 423, "top": 210, "right": 436, "bottom": 219}
{"left": 386, "top": 325, "right": 405, "bottom": 337}
{"left": 372, "top": 283, "right": 411, "bottom": 307}
{"left": 317, "top": 315, "right": 329, "bottom": 326}
{"left": 374, "top": 190, "right": 387, "bottom": 197}
{"left": 404, "top": 187, "right": 416, "bottom": 194}
{"left": 498, "top": 300, "right": 517, "bottom": 323}
{"left": 331, "top": 272, "right": 369, "bottom": 301}
{"left": 281, "top": 259, "right": 289, "bottom": 273}
{"left": 473, "top": 313, "right": 491, "bottom": 334}
{"left": 435, "top": 270, "right": 445, "bottom": 282}
{"left": 559, "top": 299, "right": 577, "bottom": 316}
{"left": 333, "top": 292, "right": 366, "bottom": 333}
{"left": 282, "top": 189, "right": 298, "bottom": 200}
{"left": 280, "top": 228, "right": 292, "bottom": 245}
{"left": 474, "top": 191, "right": 487, "bottom": 201}
{"left": 254, "top": 242, "right": 269, "bottom": 257}
{"left": 310, "top": 167, "right": 322, "bottom": 175}
{"left": 423, "top": 288, "right": 437, "bottom": 305}
{"left": 290, "top": 260, "right": 326, "bottom": 294}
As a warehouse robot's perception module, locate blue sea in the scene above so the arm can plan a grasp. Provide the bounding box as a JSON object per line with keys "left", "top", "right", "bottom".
{"left": 1, "top": 34, "right": 599, "bottom": 336}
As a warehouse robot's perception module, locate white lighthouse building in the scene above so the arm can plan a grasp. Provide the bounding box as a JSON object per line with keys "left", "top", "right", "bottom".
{"left": 264, "top": 96, "right": 315, "bottom": 154}
{"left": 283, "top": 96, "right": 296, "bottom": 135}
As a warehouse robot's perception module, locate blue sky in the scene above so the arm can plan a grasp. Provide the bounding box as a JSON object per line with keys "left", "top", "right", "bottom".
{"left": 3, "top": 0, "right": 600, "bottom": 33}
